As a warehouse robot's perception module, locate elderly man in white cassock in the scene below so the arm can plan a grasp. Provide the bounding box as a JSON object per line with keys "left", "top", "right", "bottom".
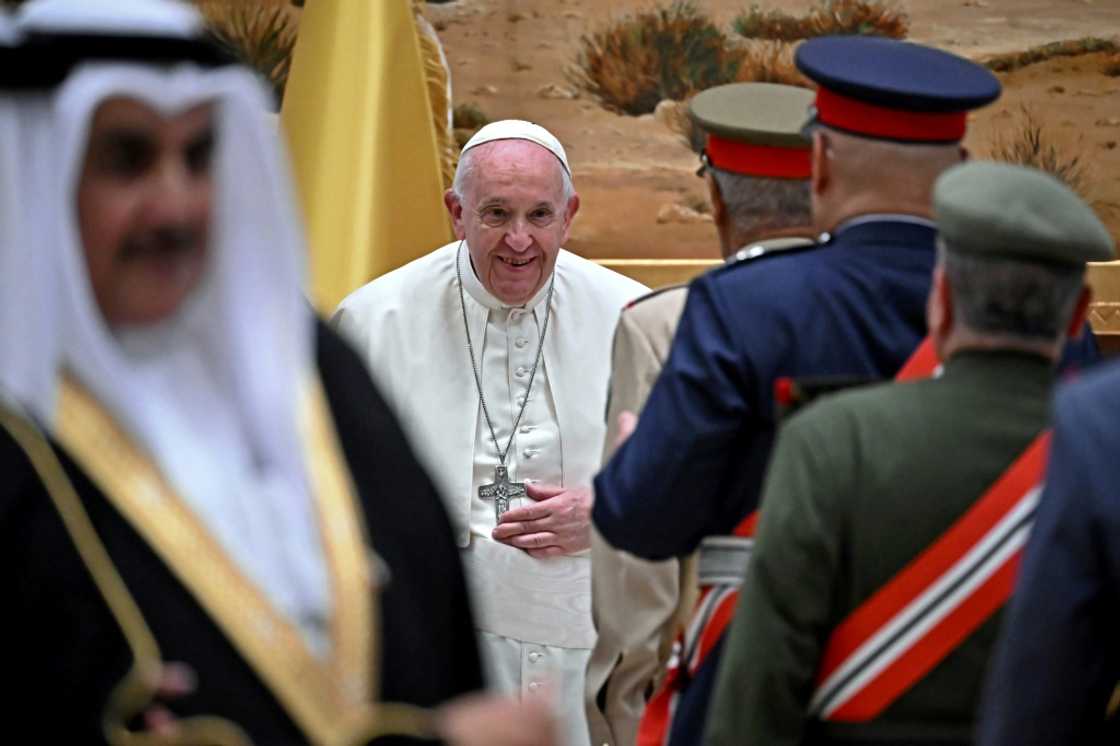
{"left": 0, "top": 2, "right": 566, "bottom": 745}
{"left": 334, "top": 121, "right": 648, "bottom": 746}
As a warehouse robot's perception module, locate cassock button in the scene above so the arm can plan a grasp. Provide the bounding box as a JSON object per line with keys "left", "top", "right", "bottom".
{"left": 519, "top": 425, "right": 533, "bottom": 434}
{"left": 529, "top": 651, "right": 541, "bottom": 663}
{"left": 515, "top": 338, "right": 528, "bottom": 349}
{"left": 523, "top": 448, "right": 539, "bottom": 459}
{"left": 515, "top": 366, "right": 528, "bottom": 378}
{"left": 528, "top": 681, "right": 540, "bottom": 692}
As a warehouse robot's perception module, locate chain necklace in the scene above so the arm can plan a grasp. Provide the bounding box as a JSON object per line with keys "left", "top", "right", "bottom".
{"left": 456, "top": 241, "right": 555, "bottom": 521}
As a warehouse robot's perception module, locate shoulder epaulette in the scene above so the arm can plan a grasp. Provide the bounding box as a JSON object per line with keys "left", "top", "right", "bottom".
{"left": 623, "top": 283, "right": 687, "bottom": 311}
{"left": 721, "top": 237, "right": 823, "bottom": 271}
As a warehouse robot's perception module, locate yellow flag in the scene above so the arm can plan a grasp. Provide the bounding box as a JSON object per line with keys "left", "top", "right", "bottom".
{"left": 281, "top": 0, "right": 452, "bottom": 312}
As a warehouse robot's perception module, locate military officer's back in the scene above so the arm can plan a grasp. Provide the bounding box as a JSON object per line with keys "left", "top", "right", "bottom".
{"left": 593, "top": 36, "right": 1007, "bottom": 746}
{"left": 706, "top": 162, "right": 1114, "bottom": 746}
{"left": 586, "top": 82, "right": 815, "bottom": 746}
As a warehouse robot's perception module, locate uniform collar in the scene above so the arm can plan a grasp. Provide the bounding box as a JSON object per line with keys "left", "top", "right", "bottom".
{"left": 941, "top": 348, "right": 1056, "bottom": 389}
{"left": 456, "top": 240, "right": 554, "bottom": 312}
{"left": 834, "top": 213, "right": 936, "bottom": 233}
{"left": 727, "top": 234, "right": 816, "bottom": 263}
{"left": 825, "top": 214, "right": 938, "bottom": 249}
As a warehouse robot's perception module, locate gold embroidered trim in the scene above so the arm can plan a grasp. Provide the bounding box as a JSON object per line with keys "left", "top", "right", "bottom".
{"left": 55, "top": 375, "right": 382, "bottom": 744}
{"left": 0, "top": 406, "right": 251, "bottom": 746}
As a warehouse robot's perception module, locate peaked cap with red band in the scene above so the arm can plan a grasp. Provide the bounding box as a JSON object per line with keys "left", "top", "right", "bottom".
{"left": 795, "top": 36, "right": 1001, "bottom": 144}
{"left": 690, "top": 82, "right": 813, "bottom": 180}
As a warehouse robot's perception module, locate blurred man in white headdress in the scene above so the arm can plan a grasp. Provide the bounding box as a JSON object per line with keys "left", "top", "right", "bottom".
{"left": 334, "top": 120, "right": 648, "bottom": 746}
{"left": 0, "top": 2, "right": 558, "bottom": 744}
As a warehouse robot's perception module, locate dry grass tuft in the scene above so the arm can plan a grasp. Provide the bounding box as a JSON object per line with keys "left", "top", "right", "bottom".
{"left": 986, "top": 107, "right": 1090, "bottom": 199}
{"left": 733, "top": 0, "right": 909, "bottom": 42}
{"left": 653, "top": 43, "right": 809, "bottom": 153}
{"left": 452, "top": 103, "right": 490, "bottom": 149}
{"left": 982, "top": 37, "right": 1120, "bottom": 73}
{"left": 194, "top": 1, "right": 297, "bottom": 103}
{"left": 453, "top": 102, "right": 490, "bottom": 131}
{"left": 570, "top": 1, "right": 749, "bottom": 116}
{"left": 735, "top": 41, "right": 811, "bottom": 87}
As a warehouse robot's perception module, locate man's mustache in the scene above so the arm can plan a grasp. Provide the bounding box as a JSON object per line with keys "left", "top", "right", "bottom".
{"left": 119, "top": 226, "right": 204, "bottom": 261}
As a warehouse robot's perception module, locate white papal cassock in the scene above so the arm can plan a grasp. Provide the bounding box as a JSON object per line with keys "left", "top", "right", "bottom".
{"left": 333, "top": 242, "right": 646, "bottom": 746}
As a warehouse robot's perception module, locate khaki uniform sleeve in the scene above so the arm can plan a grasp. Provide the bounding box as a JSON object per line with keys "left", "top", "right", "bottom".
{"left": 705, "top": 413, "right": 846, "bottom": 746}
{"left": 587, "top": 308, "right": 685, "bottom": 746}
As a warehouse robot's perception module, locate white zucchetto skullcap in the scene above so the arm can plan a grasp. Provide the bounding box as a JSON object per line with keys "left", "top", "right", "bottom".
{"left": 18, "top": 0, "right": 202, "bottom": 37}
{"left": 461, "top": 118, "right": 571, "bottom": 176}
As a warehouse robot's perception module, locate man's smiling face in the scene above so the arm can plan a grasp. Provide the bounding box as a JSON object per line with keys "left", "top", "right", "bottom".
{"left": 445, "top": 139, "right": 579, "bottom": 306}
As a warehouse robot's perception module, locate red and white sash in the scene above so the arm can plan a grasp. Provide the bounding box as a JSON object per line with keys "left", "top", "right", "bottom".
{"left": 809, "top": 413, "right": 1050, "bottom": 722}
{"left": 637, "top": 337, "right": 943, "bottom": 746}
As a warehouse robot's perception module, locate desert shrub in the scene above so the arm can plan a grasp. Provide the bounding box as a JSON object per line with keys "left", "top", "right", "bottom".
{"left": 655, "top": 43, "right": 809, "bottom": 153}
{"left": 453, "top": 102, "right": 490, "bottom": 131}
{"left": 736, "top": 41, "right": 811, "bottom": 86}
{"left": 733, "top": 0, "right": 909, "bottom": 42}
{"left": 734, "top": 6, "right": 811, "bottom": 41}
{"left": 194, "top": 2, "right": 297, "bottom": 103}
{"left": 982, "top": 37, "right": 1119, "bottom": 73}
{"left": 571, "top": 1, "right": 748, "bottom": 116}
{"left": 452, "top": 103, "right": 490, "bottom": 149}
{"left": 987, "top": 107, "right": 1089, "bottom": 198}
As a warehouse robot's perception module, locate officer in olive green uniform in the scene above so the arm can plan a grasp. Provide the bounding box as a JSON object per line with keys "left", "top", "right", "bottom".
{"left": 705, "top": 162, "right": 1115, "bottom": 746}
{"left": 586, "top": 83, "right": 816, "bottom": 746}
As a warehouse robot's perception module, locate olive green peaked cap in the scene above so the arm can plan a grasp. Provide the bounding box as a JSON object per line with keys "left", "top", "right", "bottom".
{"left": 934, "top": 161, "right": 1115, "bottom": 265}
{"left": 689, "top": 82, "right": 814, "bottom": 150}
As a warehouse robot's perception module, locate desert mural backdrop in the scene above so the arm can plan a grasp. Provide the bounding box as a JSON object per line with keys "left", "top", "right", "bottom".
{"left": 183, "top": 0, "right": 1120, "bottom": 341}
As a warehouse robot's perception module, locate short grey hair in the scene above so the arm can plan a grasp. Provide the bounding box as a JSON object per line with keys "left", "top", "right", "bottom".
{"left": 709, "top": 166, "right": 810, "bottom": 235}
{"left": 940, "top": 240, "right": 1085, "bottom": 342}
{"left": 452, "top": 142, "right": 575, "bottom": 204}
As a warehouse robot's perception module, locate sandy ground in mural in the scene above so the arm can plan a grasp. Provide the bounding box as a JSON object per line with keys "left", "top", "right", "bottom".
{"left": 422, "top": 0, "right": 1120, "bottom": 262}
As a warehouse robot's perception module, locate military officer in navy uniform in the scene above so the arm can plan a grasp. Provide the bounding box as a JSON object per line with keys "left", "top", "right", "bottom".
{"left": 586, "top": 82, "right": 816, "bottom": 746}
{"left": 592, "top": 36, "right": 1012, "bottom": 746}
{"left": 978, "top": 379, "right": 1120, "bottom": 740}
{"left": 705, "top": 162, "right": 1112, "bottom": 746}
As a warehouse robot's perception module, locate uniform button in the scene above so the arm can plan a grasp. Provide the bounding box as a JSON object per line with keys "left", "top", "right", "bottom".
{"left": 529, "top": 651, "right": 541, "bottom": 663}
{"left": 515, "top": 366, "right": 528, "bottom": 378}
{"left": 528, "top": 681, "right": 540, "bottom": 692}
{"left": 519, "top": 425, "right": 533, "bottom": 434}
{"left": 515, "top": 338, "right": 528, "bottom": 349}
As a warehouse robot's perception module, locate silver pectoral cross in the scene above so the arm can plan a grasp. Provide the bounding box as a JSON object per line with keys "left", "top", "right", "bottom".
{"left": 478, "top": 465, "right": 527, "bottom": 523}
